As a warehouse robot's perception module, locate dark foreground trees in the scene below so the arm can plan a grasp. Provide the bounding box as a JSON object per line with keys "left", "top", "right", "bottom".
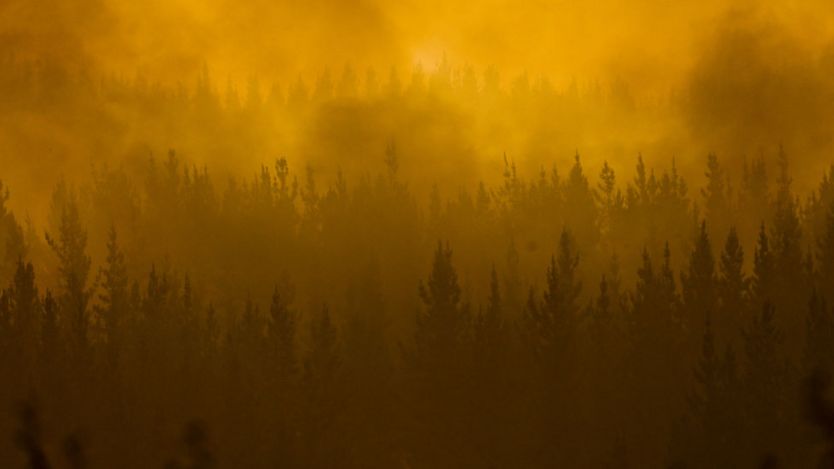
{"left": 1, "top": 149, "right": 834, "bottom": 468}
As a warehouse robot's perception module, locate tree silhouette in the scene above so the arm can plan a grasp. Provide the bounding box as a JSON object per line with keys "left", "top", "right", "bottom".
{"left": 46, "top": 183, "right": 92, "bottom": 354}
{"left": 681, "top": 221, "right": 717, "bottom": 338}
{"left": 96, "top": 226, "right": 128, "bottom": 351}
{"left": 718, "top": 227, "right": 747, "bottom": 348}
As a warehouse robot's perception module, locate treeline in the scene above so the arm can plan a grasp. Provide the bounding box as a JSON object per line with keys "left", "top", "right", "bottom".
{"left": 0, "top": 54, "right": 638, "bottom": 110}
{"left": 0, "top": 53, "right": 662, "bottom": 206}
{"left": 1, "top": 147, "right": 834, "bottom": 467}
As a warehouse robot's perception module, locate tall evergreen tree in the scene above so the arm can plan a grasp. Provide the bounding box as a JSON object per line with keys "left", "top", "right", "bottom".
{"left": 702, "top": 153, "right": 730, "bottom": 234}
{"left": 41, "top": 290, "right": 60, "bottom": 364}
{"left": 46, "top": 184, "right": 92, "bottom": 353}
{"left": 10, "top": 259, "right": 39, "bottom": 380}
{"left": 770, "top": 147, "right": 806, "bottom": 308}
{"left": 410, "top": 241, "right": 473, "bottom": 468}
{"left": 527, "top": 229, "right": 581, "bottom": 362}
{"left": 751, "top": 223, "right": 774, "bottom": 309}
{"left": 817, "top": 201, "right": 834, "bottom": 301}
{"left": 0, "top": 180, "right": 25, "bottom": 285}
{"left": 805, "top": 289, "right": 834, "bottom": 373}
{"left": 10, "top": 259, "right": 38, "bottom": 341}
{"left": 681, "top": 221, "right": 717, "bottom": 332}
{"left": 597, "top": 161, "right": 625, "bottom": 245}
{"left": 474, "top": 266, "right": 505, "bottom": 365}
{"left": 563, "top": 153, "right": 599, "bottom": 247}
{"left": 302, "top": 304, "right": 342, "bottom": 468}
{"left": 415, "top": 241, "right": 466, "bottom": 368}
{"left": 718, "top": 227, "right": 747, "bottom": 347}
{"left": 96, "top": 226, "right": 129, "bottom": 347}
{"left": 268, "top": 284, "right": 297, "bottom": 377}
{"left": 742, "top": 301, "right": 788, "bottom": 459}
{"left": 672, "top": 314, "right": 741, "bottom": 467}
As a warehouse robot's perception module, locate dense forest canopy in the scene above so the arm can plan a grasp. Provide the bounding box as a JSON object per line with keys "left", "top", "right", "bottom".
{"left": 3, "top": 0, "right": 834, "bottom": 468}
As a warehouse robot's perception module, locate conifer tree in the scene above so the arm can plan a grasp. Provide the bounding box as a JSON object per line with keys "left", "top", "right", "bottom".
{"left": 268, "top": 284, "right": 296, "bottom": 376}
{"left": 681, "top": 221, "right": 717, "bottom": 329}
{"left": 46, "top": 183, "right": 92, "bottom": 353}
{"left": 96, "top": 226, "right": 129, "bottom": 346}
{"left": 563, "top": 153, "right": 599, "bottom": 246}
{"left": 474, "top": 266, "right": 505, "bottom": 364}
{"left": 11, "top": 259, "right": 38, "bottom": 342}
{"left": 741, "top": 154, "right": 769, "bottom": 226}
{"left": 805, "top": 289, "right": 833, "bottom": 373}
{"left": 817, "top": 201, "right": 834, "bottom": 301}
{"left": 718, "top": 227, "right": 747, "bottom": 346}
{"left": 743, "top": 301, "right": 787, "bottom": 452}
{"left": 415, "top": 241, "right": 466, "bottom": 368}
{"left": 302, "top": 304, "right": 341, "bottom": 467}
{"left": 770, "top": 147, "right": 806, "bottom": 312}
{"left": 0, "top": 180, "right": 25, "bottom": 284}
{"left": 702, "top": 153, "right": 730, "bottom": 235}
{"left": 751, "top": 223, "right": 774, "bottom": 309}
{"left": 527, "top": 229, "right": 581, "bottom": 361}
{"left": 41, "top": 290, "right": 59, "bottom": 362}
{"left": 10, "top": 259, "right": 39, "bottom": 378}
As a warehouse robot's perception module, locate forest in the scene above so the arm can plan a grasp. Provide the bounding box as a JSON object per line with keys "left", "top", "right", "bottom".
{"left": 4, "top": 2, "right": 834, "bottom": 466}
{"left": 1, "top": 65, "right": 834, "bottom": 467}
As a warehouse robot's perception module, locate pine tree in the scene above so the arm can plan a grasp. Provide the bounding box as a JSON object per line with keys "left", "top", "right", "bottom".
{"left": 143, "top": 265, "right": 164, "bottom": 326}
{"left": 415, "top": 241, "right": 466, "bottom": 368}
{"left": 632, "top": 247, "right": 655, "bottom": 315}
{"left": 302, "top": 304, "right": 341, "bottom": 468}
{"left": 527, "top": 229, "right": 581, "bottom": 361}
{"left": 305, "top": 304, "right": 340, "bottom": 391}
{"left": 770, "top": 147, "right": 806, "bottom": 309}
{"left": 41, "top": 290, "right": 60, "bottom": 362}
{"left": 742, "top": 301, "right": 787, "bottom": 456}
{"left": 674, "top": 314, "right": 742, "bottom": 467}
{"left": 10, "top": 259, "right": 38, "bottom": 341}
{"left": 10, "top": 259, "right": 39, "bottom": 378}
{"left": 597, "top": 161, "right": 624, "bottom": 242}
{"left": 692, "top": 315, "right": 719, "bottom": 424}
{"left": 597, "top": 161, "right": 616, "bottom": 209}
{"left": 45, "top": 184, "right": 92, "bottom": 353}
{"left": 817, "top": 201, "right": 834, "bottom": 301}
{"left": 805, "top": 289, "right": 833, "bottom": 373}
{"left": 550, "top": 229, "right": 582, "bottom": 316}
{"left": 268, "top": 284, "right": 296, "bottom": 376}
{"left": 503, "top": 238, "right": 523, "bottom": 315}
{"left": 410, "top": 242, "right": 474, "bottom": 468}
{"left": 563, "top": 153, "right": 599, "bottom": 247}
{"left": 630, "top": 242, "right": 683, "bottom": 351}
{"left": 681, "top": 221, "right": 718, "bottom": 329}
{"left": 741, "top": 154, "right": 769, "bottom": 224}
{"left": 751, "top": 223, "right": 774, "bottom": 309}
{"left": 342, "top": 259, "right": 396, "bottom": 469}
{"left": 702, "top": 153, "right": 729, "bottom": 234}
{"left": 591, "top": 274, "right": 612, "bottom": 342}
{"left": 96, "top": 226, "right": 129, "bottom": 346}
{"left": 0, "top": 180, "right": 25, "bottom": 285}
{"left": 659, "top": 242, "right": 680, "bottom": 316}
{"left": 474, "top": 266, "right": 505, "bottom": 364}
{"left": 627, "top": 242, "right": 686, "bottom": 467}
{"left": 718, "top": 227, "right": 747, "bottom": 347}
{"left": 471, "top": 265, "right": 514, "bottom": 469}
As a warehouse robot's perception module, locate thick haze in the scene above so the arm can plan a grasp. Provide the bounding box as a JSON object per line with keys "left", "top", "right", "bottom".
{"left": 3, "top": 0, "right": 834, "bottom": 214}
{"left": 4, "top": 2, "right": 834, "bottom": 467}
{"left": 3, "top": 0, "right": 833, "bottom": 88}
